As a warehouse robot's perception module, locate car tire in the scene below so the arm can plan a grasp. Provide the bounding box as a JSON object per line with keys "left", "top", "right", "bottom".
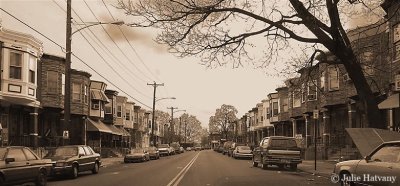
{"left": 290, "top": 164, "right": 297, "bottom": 171}
{"left": 261, "top": 163, "right": 268, "bottom": 170}
{"left": 92, "top": 162, "right": 99, "bottom": 174}
{"left": 71, "top": 164, "right": 79, "bottom": 179}
{"left": 340, "top": 172, "right": 355, "bottom": 186}
{"left": 35, "top": 170, "right": 47, "bottom": 186}
{"left": 252, "top": 160, "right": 258, "bottom": 167}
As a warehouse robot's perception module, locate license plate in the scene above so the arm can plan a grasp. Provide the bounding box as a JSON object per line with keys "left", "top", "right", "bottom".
{"left": 281, "top": 159, "right": 290, "bottom": 163}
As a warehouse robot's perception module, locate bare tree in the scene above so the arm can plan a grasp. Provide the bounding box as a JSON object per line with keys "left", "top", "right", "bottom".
{"left": 116, "top": 0, "right": 385, "bottom": 128}
{"left": 208, "top": 104, "right": 238, "bottom": 140}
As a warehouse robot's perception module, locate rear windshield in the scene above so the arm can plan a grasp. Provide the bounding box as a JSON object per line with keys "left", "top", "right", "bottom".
{"left": 158, "top": 144, "right": 169, "bottom": 148}
{"left": 48, "top": 147, "right": 78, "bottom": 157}
{"left": 270, "top": 139, "right": 298, "bottom": 148}
{"left": 238, "top": 146, "right": 250, "bottom": 150}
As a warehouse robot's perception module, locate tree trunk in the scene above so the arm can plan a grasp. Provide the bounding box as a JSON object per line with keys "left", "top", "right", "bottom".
{"left": 337, "top": 48, "right": 384, "bottom": 129}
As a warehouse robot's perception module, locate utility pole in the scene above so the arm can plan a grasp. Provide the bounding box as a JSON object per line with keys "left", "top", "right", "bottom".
{"left": 64, "top": 0, "right": 72, "bottom": 145}
{"left": 179, "top": 117, "right": 182, "bottom": 144}
{"left": 147, "top": 82, "right": 164, "bottom": 146}
{"left": 184, "top": 119, "right": 187, "bottom": 143}
{"left": 167, "top": 107, "right": 178, "bottom": 143}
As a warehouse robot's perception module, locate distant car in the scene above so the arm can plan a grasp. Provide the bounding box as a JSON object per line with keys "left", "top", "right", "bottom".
{"left": 169, "top": 146, "right": 176, "bottom": 155}
{"left": 45, "top": 145, "right": 101, "bottom": 179}
{"left": 232, "top": 146, "right": 253, "bottom": 159}
{"left": 194, "top": 146, "right": 202, "bottom": 151}
{"left": 157, "top": 144, "right": 171, "bottom": 156}
{"left": 179, "top": 147, "right": 184, "bottom": 153}
{"left": 333, "top": 141, "right": 400, "bottom": 186}
{"left": 186, "top": 147, "right": 192, "bottom": 151}
{"left": 228, "top": 143, "right": 245, "bottom": 157}
{"left": 170, "top": 143, "right": 181, "bottom": 154}
{"left": 146, "top": 147, "right": 160, "bottom": 160}
{"left": 124, "top": 148, "right": 150, "bottom": 163}
{"left": 0, "top": 146, "right": 52, "bottom": 186}
{"left": 222, "top": 141, "right": 233, "bottom": 155}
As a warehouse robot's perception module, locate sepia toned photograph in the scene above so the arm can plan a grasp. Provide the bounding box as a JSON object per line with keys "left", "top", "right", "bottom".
{"left": 0, "top": 0, "right": 399, "bottom": 185}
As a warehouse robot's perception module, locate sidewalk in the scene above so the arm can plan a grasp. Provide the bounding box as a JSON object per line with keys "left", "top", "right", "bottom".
{"left": 297, "top": 160, "right": 336, "bottom": 178}
{"left": 101, "top": 157, "right": 124, "bottom": 168}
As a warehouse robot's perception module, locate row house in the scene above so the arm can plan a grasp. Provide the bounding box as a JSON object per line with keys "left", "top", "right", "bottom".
{"left": 134, "top": 106, "right": 150, "bottom": 148}
{"left": 0, "top": 27, "right": 43, "bottom": 148}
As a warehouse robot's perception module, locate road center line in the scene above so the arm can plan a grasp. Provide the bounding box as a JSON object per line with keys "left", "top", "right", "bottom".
{"left": 167, "top": 152, "right": 200, "bottom": 186}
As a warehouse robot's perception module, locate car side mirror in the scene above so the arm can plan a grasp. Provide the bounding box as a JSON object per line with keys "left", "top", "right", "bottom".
{"left": 79, "top": 153, "right": 85, "bottom": 158}
{"left": 365, "top": 155, "right": 371, "bottom": 162}
{"left": 5, "top": 157, "right": 15, "bottom": 164}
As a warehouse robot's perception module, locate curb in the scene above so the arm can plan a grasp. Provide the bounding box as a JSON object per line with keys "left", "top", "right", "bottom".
{"left": 298, "top": 169, "right": 332, "bottom": 179}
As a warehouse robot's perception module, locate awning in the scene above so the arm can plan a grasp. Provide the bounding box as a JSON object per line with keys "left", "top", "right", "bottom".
{"left": 90, "top": 89, "right": 109, "bottom": 102}
{"left": 118, "top": 127, "right": 131, "bottom": 137}
{"left": 346, "top": 128, "right": 400, "bottom": 157}
{"left": 106, "top": 124, "right": 123, "bottom": 136}
{"left": 86, "top": 118, "right": 113, "bottom": 133}
{"left": 378, "top": 93, "right": 399, "bottom": 109}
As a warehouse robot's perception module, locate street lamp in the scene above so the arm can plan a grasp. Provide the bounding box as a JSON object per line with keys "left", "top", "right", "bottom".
{"left": 64, "top": 0, "right": 124, "bottom": 144}
{"left": 156, "top": 97, "right": 176, "bottom": 102}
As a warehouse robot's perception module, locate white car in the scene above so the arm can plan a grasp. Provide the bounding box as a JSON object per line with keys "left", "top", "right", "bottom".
{"left": 186, "top": 147, "right": 192, "bottom": 151}
{"left": 232, "top": 146, "right": 253, "bottom": 159}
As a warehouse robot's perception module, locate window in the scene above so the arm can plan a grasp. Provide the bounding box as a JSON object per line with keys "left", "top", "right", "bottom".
{"left": 126, "top": 110, "right": 131, "bottom": 120}
{"left": 360, "top": 51, "right": 374, "bottom": 76}
{"left": 320, "top": 71, "right": 325, "bottom": 91}
{"left": 394, "top": 24, "right": 400, "bottom": 61}
{"left": 84, "top": 85, "right": 88, "bottom": 104}
{"left": 308, "top": 80, "right": 317, "bottom": 101}
{"left": 91, "top": 101, "right": 100, "bottom": 110}
{"left": 9, "top": 51, "right": 22, "bottom": 79}
{"left": 105, "top": 105, "right": 112, "bottom": 114}
{"left": 293, "top": 90, "right": 301, "bottom": 108}
{"left": 272, "top": 102, "right": 279, "bottom": 116}
{"left": 78, "top": 147, "right": 85, "bottom": 155}
{"left": 261, "top": 116, "right": 263, "bottom": 122}
{"left": 72, "top": 83, "right": 81, "bottom": 102}
{"left": 301, "top": 83, "right": 307, "bottom": 103}
{"left": 328, "top": 67, "right": 339, "bottom": 91}
{"left": 282, "top": 98, "right": 288, "bottom": 112}
{"left": 47, "top": 71, "right": 58, "bottom": 93}
{"left": 117, "top": 105, "right": 122, "bottom": 118}
{"left": 370, "top": 145, "right": 400, "bottom": 163}
{"left": 61, "top": 73, "right": 65, "bottom": 95}
{"left": 23, "top": 148, "right": 37, "bottom": 160}
{"left": 266, "top": 108, "right": 270, "bottom": 119}
{"left": 83, "top": 146, "right": 93, "bottom": 155}
{"left": 28, "top": 55, "right": 36, "bottom": 83}
{"left": 7, "top": 149, "right": 26, "bottom": 162}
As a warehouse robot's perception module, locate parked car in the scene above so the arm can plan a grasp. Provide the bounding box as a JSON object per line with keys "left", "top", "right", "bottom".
{"left": 232, "top": 146, "right": 253, "bottom": 159}
{"left": 0, "top": 146, "right": 52, "bottom": 186}
{"left": 252, "top": 136, "right": 302, "bottom": 170}
{"left": 170, "top": 143, "right": 181, "bottom": 154}
{"left": 333, "top": 141, "right": 400, "bottom": 186}
{"left": 228, "top": 142, "right": 245, "bottom": 157}
{"left": 157, "top": 144, "right": 172, "bottom": 156}
{"left": 169, "top": 146, "right": 176, "bottom": 155}
{"left": 179, "top": 147, "right": 185, "bottom": 153}
{"left": 222, "top": 141, "right": 233, "bottom": 155}
{"left": 44, "top": 145, "right": 101, "bottom": 179}
{"left": 146, "top": 147, "right": 160, "bottom": 160}
{"left": 186, "top": 147, "right": 192, "bottom": 151}
{"left": 124, "top": 148, "right": 150, "bottom": 163}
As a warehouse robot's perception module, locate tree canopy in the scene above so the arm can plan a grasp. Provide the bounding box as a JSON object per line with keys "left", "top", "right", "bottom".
{"left": 116, "top": 0, "right": 387, "bottom": 128}
{"left": 208, "top": 104, "right": 238, "bottom": 139}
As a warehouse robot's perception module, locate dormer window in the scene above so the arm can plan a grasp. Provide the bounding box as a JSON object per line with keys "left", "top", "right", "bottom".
{"left": 9, "top": 51, "right": 22, "bottom": 79}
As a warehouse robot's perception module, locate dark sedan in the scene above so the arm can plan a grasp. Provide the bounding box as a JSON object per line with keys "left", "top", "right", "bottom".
{"left": 124, "top": 148, "right": 150, "bottom": 163}
{"left": 44, "top": 145, "right": 101, "bottom": 179}
{"left": 0, "top": 146, "right": 52, "bottom": 186}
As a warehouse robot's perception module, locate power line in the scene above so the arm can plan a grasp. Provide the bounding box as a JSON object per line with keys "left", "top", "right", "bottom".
{"left": 0, "top": 6, "right": 152, "bottom": 109}
{"left": 53, "top": 0, "right": 152, "bottom": 99}
{"left": 83, "top": 0, "right": 154, "bottom": 82}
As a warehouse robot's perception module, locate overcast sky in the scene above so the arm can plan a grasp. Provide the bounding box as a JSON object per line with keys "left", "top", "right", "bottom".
{"left": 1, "top": 0, "right": 288, "bottom": 128}
{"left": 0, "top": 0, "right": 379, "bottom": 128}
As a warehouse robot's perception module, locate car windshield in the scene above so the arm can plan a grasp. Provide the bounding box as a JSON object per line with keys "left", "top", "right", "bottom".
{"left": 238, "top": 146, "right": 251, "bottom": 150}
{"left": 49, "top": 147, "right": 78, "bottom": 157}
{"left": 0, "top": 148, "right": 7, "bottom": 160}
{"left": 132, "top": 149, "right": 144, "bottom": 153}
{"left": 270, "top": 139, "right": 298, "bottom": 148}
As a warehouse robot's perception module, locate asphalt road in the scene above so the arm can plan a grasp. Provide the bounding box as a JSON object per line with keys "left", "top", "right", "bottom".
{"left": 47, "top": 150, "right": 338, "bottom": 186}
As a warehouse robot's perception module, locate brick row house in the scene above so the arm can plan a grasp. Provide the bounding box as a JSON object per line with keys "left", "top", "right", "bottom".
{"left": 0, "top": 26, "right": 158, "bottom": 156}
{"left": 231, "top": 1, "right": 400, "bottom": 160}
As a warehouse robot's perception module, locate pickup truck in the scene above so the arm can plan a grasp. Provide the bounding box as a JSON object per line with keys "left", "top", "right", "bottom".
{"left": 252, "top": 136, "right": 302, "bottom": 170}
